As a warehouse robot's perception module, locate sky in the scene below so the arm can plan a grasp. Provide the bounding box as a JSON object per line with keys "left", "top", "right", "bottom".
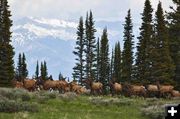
{"left": 9, "top": 0, "right": 173, "bottom": 23}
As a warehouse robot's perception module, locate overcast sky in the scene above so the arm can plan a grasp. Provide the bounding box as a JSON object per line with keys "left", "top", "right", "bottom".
{"left": 9, "top": 0, "right": 173, "bottom": 23}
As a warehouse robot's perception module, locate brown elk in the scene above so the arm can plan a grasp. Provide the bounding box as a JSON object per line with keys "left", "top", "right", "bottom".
{"left": 146, "top": 85, "right": 159, "bottom": 97}
{"left": 109, "top": 81, "right": 122, "bottom": 96}
{"left": 83, "top": 79, "right": 103, "bottom": 95}
{"left": 23, "top": 79, "right": 37, "bottom": 91}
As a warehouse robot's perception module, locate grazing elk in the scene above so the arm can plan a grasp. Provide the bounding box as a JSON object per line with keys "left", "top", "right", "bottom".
{"left": 146, "top": 85, "right": 159, "bottom": 97}
{"left": 123, "top": 83, "right": 146, "bottom": 97}
{"left": 109, "top": 80, "right": 122, "bottom": 96}
{"left": 23, "top": 79, "right": 37, "bottom": 91}
{"left": 83, "top": 79, "right": 103, "bottom": 95}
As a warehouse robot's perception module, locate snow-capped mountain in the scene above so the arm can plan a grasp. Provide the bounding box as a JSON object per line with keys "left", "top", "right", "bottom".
{"left": 12, "top": 17, "right": 139, "bottom": 79}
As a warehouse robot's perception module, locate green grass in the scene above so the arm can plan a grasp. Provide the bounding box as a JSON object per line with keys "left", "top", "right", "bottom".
{"left": 0, "top": 88, "right": 180, "bottom": 119}
{"left": 0, "top": 96, "right": 149, "bottom": 119}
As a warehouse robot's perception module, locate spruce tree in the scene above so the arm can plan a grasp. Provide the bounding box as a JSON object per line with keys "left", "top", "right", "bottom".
{"left": 113, "top": 42, "right": 121, "bottom": 83}
{"left": 22, "top": 53, "right": 28, "bottom": 79}
{"left": 85, "top": 11, "right": 97, "bottom": 80}
{"left": 135, "top": 0, "right": 153, "bottom": 84}
{"left": 17, "top": 53, "right": 22, "bottom": 81}
{"left": 35, "top": 61, "right": 39, "bottom": 79}
{"left": 43, "top": 61, "right": 48, "bottom": 80}
{"left": 99, "top": 28, "right": 109, "bottom": 94}
{"left": 121, "top": 9, "right": 134, "bottom": 82}
{"left": 167, "top": 0, "right": 180, "bottom": 89}
{"left": 59, "top": 72, "right": 63, "bottom": 80}
{"left": 96, "top": 38, "right": 100, "bottom": 81}
{"left": 0, "top": 0, "right": 14, "bottom": 87}
{"left": 72, "top": 16, "right": 85, "bottom": 85}
{"left": 153, "top": 2, "right": 175, "bottom": 84}
{"left": 110, "top": 49, "right": 114, "bottom": 80}
{"left": 40, "top": 62, "right": 45, "bottom": 80}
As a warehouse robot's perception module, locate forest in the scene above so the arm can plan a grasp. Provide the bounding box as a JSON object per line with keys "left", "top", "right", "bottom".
{"left": 0, "top": 0, "right": 179, "bottom": 93}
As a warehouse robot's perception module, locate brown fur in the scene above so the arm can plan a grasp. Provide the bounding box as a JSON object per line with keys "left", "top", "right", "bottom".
{"left": 113, "top": 83, "right": 122, "bottom": 93}
{"left": 159, "top": 85, "right": 174, "bottom": 93}
{"left": 171, "top": 90, "right": 180, "bottom": 97}
{"left": 14, "top": 81, "right": 24, "bottom": 88}
{"left": 56, "top": 80, "right": 68, "bottom": 93}
{"left": 43, "top": 80, "right": 58, "bottom": 90}
{"left": 23, "top": 79, "right": 37, "bottom": 91}
{"left": 130, "top": 85, "right": 146, "bottom": 97}
{"left": 147, "top": 85, "right": 158, "bottom": 92}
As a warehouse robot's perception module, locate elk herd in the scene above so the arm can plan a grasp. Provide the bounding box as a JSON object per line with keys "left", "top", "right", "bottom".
{"left": 12, "top": 78, "right": 180, "bottom": 98}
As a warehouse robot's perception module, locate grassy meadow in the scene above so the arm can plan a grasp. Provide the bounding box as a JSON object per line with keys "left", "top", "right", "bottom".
{"left": 0, "top": 88, "right": 179, "bottom": 119}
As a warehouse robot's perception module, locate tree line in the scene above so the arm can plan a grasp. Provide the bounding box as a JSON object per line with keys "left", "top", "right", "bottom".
{"left": 72, "top": 0, "right": 180, "bottom": 92}
{"left": 0, "top": 0, "right": 179, "bottom": 90}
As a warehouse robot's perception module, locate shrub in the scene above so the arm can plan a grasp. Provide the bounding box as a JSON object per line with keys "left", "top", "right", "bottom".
{"left": 21, "top": 93, "right": 31, "bottom": 102}
{"left": 58, "top": 92, "right": 77, "bottom": 101}
{"left": 0, "top": 88, "right": 31, "bottom": 101}
{"left": 36, "top": 95, "right": 50, "bottom": 104}
{"left": 0, "top": 100, "right": 38, "bottom": 113}
{"left": 141, "top": 105, "right": 165, "bottom": 119}
{"left": 48, "top": 93, "right": 57, "bottom": 99}
{"left": 89, "top": 97, "right": 133, "bottom": 106}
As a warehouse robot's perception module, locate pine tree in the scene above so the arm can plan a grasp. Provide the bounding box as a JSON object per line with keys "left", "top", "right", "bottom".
{"left": 40, "top": 62, "right": 45, "bottom": 80}
{"left": 72, "top": 16, "right": 85, "bottom": 85}
{"left": 167, "top": 0, "right": 180, "bottom": 89}
{"left": 85, "top": 11, "right": 97, "bottom": 80}
{"left": 121, "top": 9, "right": 134, "bottom": 82}
{"left": 152, "top": 2, "right": 175, "bottom": 84}
{"left": 96, "top": 38, "right": 100, "bottom": 81}
{"left": 43, "top": 61, "right": 48, "bottom": 80}
{"left": 22, "top": 53, "right": 28, "bottom": 79}
{"left": 135, "top": 0, "right": 153, "bottom": 84}
{"left": 0, "top": 0, "right": 14, "bottom": 87}
{"left": 113, "top": 42, "right": 121, "bottom": 83}
{"left": 99, "top": 28, "right": 109, "bottom": 94}
{"left": 110, "top": 49, "right": 114, "bottom": 80}
{"left": 17, "top": 53, "right": 22, "bottom": 81}
{"left": 59, "top": 72, "right": 63, "bottom": 80}
{"left": 35, "top": 61, "right": 39, "bottom": 79}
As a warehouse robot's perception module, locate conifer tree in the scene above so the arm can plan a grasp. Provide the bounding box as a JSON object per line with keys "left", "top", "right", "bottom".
{"left": 22, "top": 53, "right": 28, "bottom": 79}
{"left": 113, "top": 42, "right": 121, "bottom": 83}
{"left": 0, "top": 0, "right": 14, "bottom": 87}
{"left": 110, "top": 49, "right": 114, "bottom": 80}
{"left": 135, "top": 0, "right": 153, "bottom": 84}
{"left": 72, "top": 16, "right": 85, "bottom": 85}
{"left": 43, "top": 61, "right": 48, "bottom": 80}
{"left": 35, "top": 61, "right": 39, "bottom": 79}
{"left": 17, "top": 53, "right": 22, "bottom": 81}
{"left": 40, "top": 62, "right": 44, "bottom": 80}
{"left": 59, "top": 72, "right": 63, "bottom": 80}
{"left": 99, "top": 28, "right": 109, "bottom": 94}
{"left": 96, "top": 38, "right": 100, "bottom": 81}
{"left": 167, "top": 0, "right": 180, "bottom": 89}
{"left": 153, "top": 2, "right": 175, "bottom": 84}
{"left": 121, "top": 9, "right": 134, "bottom": 82}
{"left": 85, "top": 11, "right": 97, "bottom": 80}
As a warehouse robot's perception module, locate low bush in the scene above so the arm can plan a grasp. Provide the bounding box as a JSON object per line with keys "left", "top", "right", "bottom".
{"left": 141, "top": 105, "right": 165, "bottom": 119}
{"left": 36, "top": 95, "right": 50, "bottom": 104}
{"left": 21, "top": 93, "right": 31, "bottom": 102}
{"left": 0, "top": 88, "right": 31, "bottom": 101}
{"left": 0, "top": 100, "right": 38, "bottom": 113}
{"left": 89, "top": 97, "right": 133, "bottom": 106}
{"left": 58, "top": 92, "right": 77, "bottom": 101}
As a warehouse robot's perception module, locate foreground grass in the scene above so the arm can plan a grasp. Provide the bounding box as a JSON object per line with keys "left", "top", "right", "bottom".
{"left": 0, "top": 96, "right": 148, "bottom": 119}
{"left": 0, "top": 88, "right": 179, "bottom": 119}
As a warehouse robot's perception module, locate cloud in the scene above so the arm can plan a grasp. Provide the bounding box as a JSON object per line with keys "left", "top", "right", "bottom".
{"left": 9, "top": 0, "right": 173, "bottom": 23}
